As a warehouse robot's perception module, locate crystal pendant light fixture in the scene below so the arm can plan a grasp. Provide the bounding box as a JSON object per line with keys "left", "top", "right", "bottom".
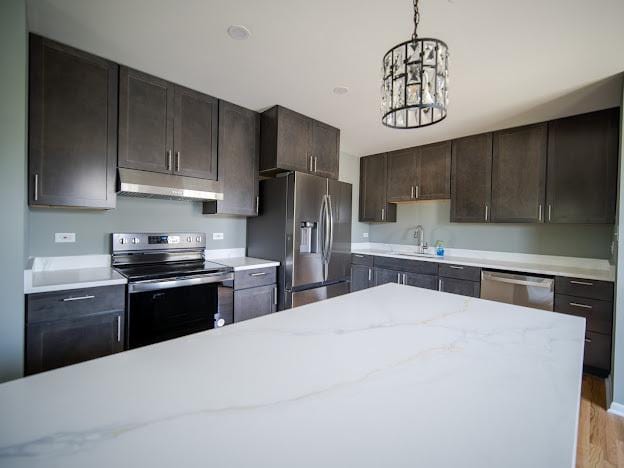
{"left": 381, "top": 0, "right": 449, "bottom": 129}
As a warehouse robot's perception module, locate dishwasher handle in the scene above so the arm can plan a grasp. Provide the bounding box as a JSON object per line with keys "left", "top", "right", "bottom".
{"left": 481, "top": 271, "right": 554, "bottom": 289}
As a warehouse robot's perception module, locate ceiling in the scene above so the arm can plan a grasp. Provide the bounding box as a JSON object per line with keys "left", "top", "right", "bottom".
{"left": 27, "top": 0, "right": 624, "bottom": 156}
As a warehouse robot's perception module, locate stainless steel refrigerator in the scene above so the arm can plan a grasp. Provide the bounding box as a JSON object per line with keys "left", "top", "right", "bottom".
{"left": 247, "top": 171, "right": 352, "bottom": 310}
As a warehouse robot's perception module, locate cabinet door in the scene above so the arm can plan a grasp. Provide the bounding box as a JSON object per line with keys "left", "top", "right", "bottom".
{"left": 118, "top": 67, "right": 174, "bottom": 174}
{"left": 583, "top": 331, "right": 611, "bottom": 376}
{"left": 29, "top": 35, "right": 118, "bottom": 209}
{"left": 491, "top": 123, "right": 547, "bottom": 223}
{"left": 234, "top": 285, "right": 277, "bottom": 323}
{"left": 359, "top": 154, "right": 396, "bottom": 222}
{"left": 203, "top": 101, "right": 259, "bottom": 215}
{"left": 546, "top": 109, "right": 619, "bottom": 224}
{"left": 26, "top": 310, "right": 123, "bottom": 375}
{"left": 387, "top": 148, "right": 419, "bottom": 202}
{"left": 311, "top": 120, "right": 340, "bottom": 179}
{"left": 439, "top": 277, "right": 480, "bottom": 297}
{"left": 451, "top": 133, "right": 492, "bottom": 222}
{"left": 403, "top": 272, "right": 438, "bottom": 290}
{"left": 374, "top": 268, "right": 402, "bottom": 286}
{"left": 351, "top": 264, "right": 373, "bottom": 292}
{"left": 276, "top": 106, "right": 312, "bottom": 172}
{"left": 173, "top": 85, "right": 218, "bottom": 180}
{"left": 419, "top": 141, "right": 451, "bottom": 199}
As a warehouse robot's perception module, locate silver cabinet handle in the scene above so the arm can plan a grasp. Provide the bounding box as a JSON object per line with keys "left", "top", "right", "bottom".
{"left": 354, "top": 254, "right": 365, "bottom": 258}
{"left": 116, "top": 315, "right": 121, "bottom": 342}
{"left": 402, "top": 273, "right": 406, "bottom": 285}
{"left": 415, "top": 185, "right": 419, "bottom": 199}
{"left": 273, "top": 286, "right": 278, "bottom": 306}
{"left": 411, "top": 186, "right": 415, "bottom": 199}
{"left": 62, "top": 295, "right": 95, "bottom": 302}
{"left": 34, "top": 173, "right": 39, "bottom": 201}
{"left": 256, "top": 196, "right": 260, "bottom": 215}
{"left": 484, "top": 204, "right": 489, "bottom": 221}
{"left": 175, "top": 151, "right": 181, "bottom": 172}
{"left": 570, "top": 302, "right": 592, "bottom": 310}
{"left": 368, "top": 268, "right": 372, "bottom": 282}
{"left": 381, "top": 208, "right": 385, "bottom": 221}
{"left": 250, "top": 272, "right": 268, "bottom": 277}
{"left": 314, "top": 156, "right": 318, "bottom": 172}
{"left": 570, "top": 280, "right": 593, "bottom": 286}
{"left": 538, "top": 204, "right": 542, "bottom": 221}
{"left": 585, "top": 338, "right": 592, "bottom": 344}
{"left": 166, "top": 150, "right": 172, "bottom": 170}
{"left": 439, "top": 279, "right": 443, "bottom": 290}
{"left": 396, "top": 273, "right": 402, "bottom": 284}
{"left": 448, "top": 265, "right": 464, "bottom": 270}
{"left": 309, "top": 155, "right": 313, "bottom": 171}
{"left": 548, "top": 204, "right": 552, "bottom": 221}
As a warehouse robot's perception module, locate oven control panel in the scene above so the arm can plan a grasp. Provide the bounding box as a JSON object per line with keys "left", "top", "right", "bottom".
{"left": 112, "top": 233, "right": 206, "bottom": 252}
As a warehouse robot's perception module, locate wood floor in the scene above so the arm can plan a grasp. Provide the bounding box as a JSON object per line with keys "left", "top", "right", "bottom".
{"left": 577, "top": 375, "right": 624, "bottom": 467}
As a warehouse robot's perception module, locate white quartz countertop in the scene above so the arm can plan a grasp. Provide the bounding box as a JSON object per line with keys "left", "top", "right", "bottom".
{"left": 24, "top": 267, "right": 127, "bottom": 294}
{"left": 212, "top": 257, "right": 280, "bottom": 271}
{"left": 0, "top": 284, "right": 584, "bottom": 468}
{"left": 352, "top": 247, "right": 615, "bottom": 282}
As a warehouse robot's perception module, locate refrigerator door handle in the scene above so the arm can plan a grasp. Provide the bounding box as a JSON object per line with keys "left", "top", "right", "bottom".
{"left": 326, "top": 194, "right": 334, "bottom": 264}
{"left": 319, "top": 194, "right": 328, "bottom": 281}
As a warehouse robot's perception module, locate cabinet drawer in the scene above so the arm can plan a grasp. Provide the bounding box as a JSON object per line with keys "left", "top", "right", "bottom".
{"left": 555, "top": 276, "right": 613, "bottom": 301}
{"left": 554, "top": 294, "right": 613, "bottom": 335}
{"left": 439, "top": 277, "right": 480, "bottom": 298}
{"left": 403, "top": 273, "right": 438, "bottom": 291}
{"left": 584, "top": 331, "right": 611, "bottom": 376}
{"left": 26, "top": 285, "right": 125, "bottom": 324}
{"left": 351, "top": 253, "right": 374, "bottom": 266}
{"left": 373, "top": 256, "right": 438, "bottom": 275}
{"left": 439, "top": 263, "right": 481, "bottom": 281}
{"left": 234, "top": 267, "right": 277, "bottom": 290}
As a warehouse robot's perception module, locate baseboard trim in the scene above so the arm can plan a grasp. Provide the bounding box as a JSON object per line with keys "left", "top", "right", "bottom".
{"left": 608, "top": 402, "right": 624, "bottom": 418}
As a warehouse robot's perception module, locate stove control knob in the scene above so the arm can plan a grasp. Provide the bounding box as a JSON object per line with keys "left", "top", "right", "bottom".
{"left": 187, "top": 236, "right": 192, "bottom": 242}
{"left": 216, "top": 318, "right": 225, "bottom": 327}
{"left": 120, "top": 238, "right": 127, "bottom": 245}
{"left": 196, "top": 236, "right": 201, "bottom": 243}
{"left": 132, "top": 237, "right": 140, "bottom": 244}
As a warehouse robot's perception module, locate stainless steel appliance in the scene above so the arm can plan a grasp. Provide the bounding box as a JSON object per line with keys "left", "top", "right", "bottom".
{"left": 480, "top": 270, "right": 554, "bottom": 311}
{"left": 112, "top": 232, "right": 234, "bottom": 349}
{"left": 247, "top": 172, "right": 352, "bottom": 310}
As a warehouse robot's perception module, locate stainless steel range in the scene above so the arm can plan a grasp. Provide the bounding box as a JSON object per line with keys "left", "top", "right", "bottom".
{"left": 112, "top": 232, "right": 234, "bottom": 349}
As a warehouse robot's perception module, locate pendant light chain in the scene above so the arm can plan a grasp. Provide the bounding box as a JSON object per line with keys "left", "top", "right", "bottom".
{"left": 412, "top": 0, "right": 420, "bottom": 41}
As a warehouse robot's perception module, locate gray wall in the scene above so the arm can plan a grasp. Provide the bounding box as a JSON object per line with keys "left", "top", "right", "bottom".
{"left": 0, "top": 0, "right": 27, "bottom": 383}
{"left": 338, "top": 152, "right": 368, "bottom": 242}
{"left": 28, "top": 198, "right": 247, "bottom": 257}
{"left": 368, "top": 201, "right": 614, "bottom": 259}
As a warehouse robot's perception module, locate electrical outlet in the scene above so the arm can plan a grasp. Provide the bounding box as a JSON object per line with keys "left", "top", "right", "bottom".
{"left": 212, "top": 232, "right": 224, "bottom": 240}
{"left": 363, "top": 232, "right": 369, "bottom": 238}
{"left": 55, "top": 233, "right": 76, "bottom": 243}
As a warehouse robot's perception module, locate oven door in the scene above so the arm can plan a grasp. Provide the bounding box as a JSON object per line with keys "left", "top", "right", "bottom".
{"left": 127, "top": 273, "right": 233, "bottom": 349}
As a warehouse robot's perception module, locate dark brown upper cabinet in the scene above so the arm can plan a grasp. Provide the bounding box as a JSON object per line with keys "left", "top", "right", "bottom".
{"left": 118, "top": 66, "right": 218, "bottom": 180}
{"left": 451, "top": 133, "right": 493, "bottom": 223}
{"left": 419, "top": 141, "right": 451, "bottom": 200}
{"left": 359, "top": 153, "right": 396, "bottom": 222}
{"left": 203, "top": 100, "right": 259, "bottom": 216}
{"left": 546, "top": 108, "right": 619, "bottom": 224}
{"left": 387, "top": 148, "right": 419, "bottom": 202}
{"left": 491, "top": 123, "right": 547, "bottom": 223}
{"left": 260, "top": 105, "right": 340, "bottom": 179}
{"left": 29, "top": 34, "right": 118, "bottom": 209}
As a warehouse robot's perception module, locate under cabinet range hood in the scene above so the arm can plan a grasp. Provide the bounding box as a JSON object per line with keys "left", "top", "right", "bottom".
{"left": 117, "top": 168, "right": 224, "bottom": 202}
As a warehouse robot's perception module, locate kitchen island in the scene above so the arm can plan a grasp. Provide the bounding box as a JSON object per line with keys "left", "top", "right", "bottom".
{"left": 0, "top": 284, "right": 585, "bottom": 468}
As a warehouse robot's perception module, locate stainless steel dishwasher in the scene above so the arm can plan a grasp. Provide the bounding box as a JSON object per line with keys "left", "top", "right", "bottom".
{"left": 480, "top": 270, "right": 554, "bottom": 311}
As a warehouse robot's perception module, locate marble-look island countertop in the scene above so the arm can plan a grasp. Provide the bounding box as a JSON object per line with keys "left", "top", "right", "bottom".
{"left": 0, "top": 284, "right": 585, "bottom": 468}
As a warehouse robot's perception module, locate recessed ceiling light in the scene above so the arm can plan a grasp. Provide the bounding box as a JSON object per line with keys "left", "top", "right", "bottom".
{"left": 333, "top": 86, "right": 349, "bottom": 95}
{"left": 227, "top": 25, "right": 251, "bottom": 40}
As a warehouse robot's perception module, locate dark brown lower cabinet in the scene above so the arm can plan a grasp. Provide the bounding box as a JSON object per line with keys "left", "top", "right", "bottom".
{"left": 351, "top": 264, "right": 373, "bottom": 292}
{"left": 439, "top": 277, "right": 480, "bottom": 297}
{"left": 403, "top": 272, "right": 438, "bottom": 290}
{"left": 26, "top": 310, "right": 124, "bottom": 375}
{"left": 374, "top": 268, "right": 402, "bottom": 286}
{"left": 234, "top": 284, "right": 277, "bottom": 323}
{"left": 583, "top": 331, "right": 612, "bottom": 377}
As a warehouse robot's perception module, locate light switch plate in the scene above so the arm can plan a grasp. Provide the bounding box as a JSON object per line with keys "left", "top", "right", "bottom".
{"left": 363, "top": 232, "right": 369, "bottom": 238}
{"left": 55, "top": 233, "right": 76, "bottom": 243}
{"left": 212, "top": 232, "right": 224, "bottom": 240}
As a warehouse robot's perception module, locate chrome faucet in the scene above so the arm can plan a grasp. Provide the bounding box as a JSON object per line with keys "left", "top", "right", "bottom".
{"left": 413, "top": 225, "right": 426, "bottom": 253}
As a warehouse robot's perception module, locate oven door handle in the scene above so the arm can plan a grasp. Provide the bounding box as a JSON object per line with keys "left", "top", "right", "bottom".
{"left": 128, "top": 272, "right": 234, "bottom": 293}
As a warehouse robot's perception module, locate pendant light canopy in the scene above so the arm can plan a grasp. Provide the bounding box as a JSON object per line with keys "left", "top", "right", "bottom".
{"left": 381, "top": 0, "right": 449, "bottom": 129}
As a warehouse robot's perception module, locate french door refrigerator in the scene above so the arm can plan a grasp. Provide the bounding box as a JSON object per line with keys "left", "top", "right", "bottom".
{"left": 247, "top": 171, "right": 352, "bottom": 310}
